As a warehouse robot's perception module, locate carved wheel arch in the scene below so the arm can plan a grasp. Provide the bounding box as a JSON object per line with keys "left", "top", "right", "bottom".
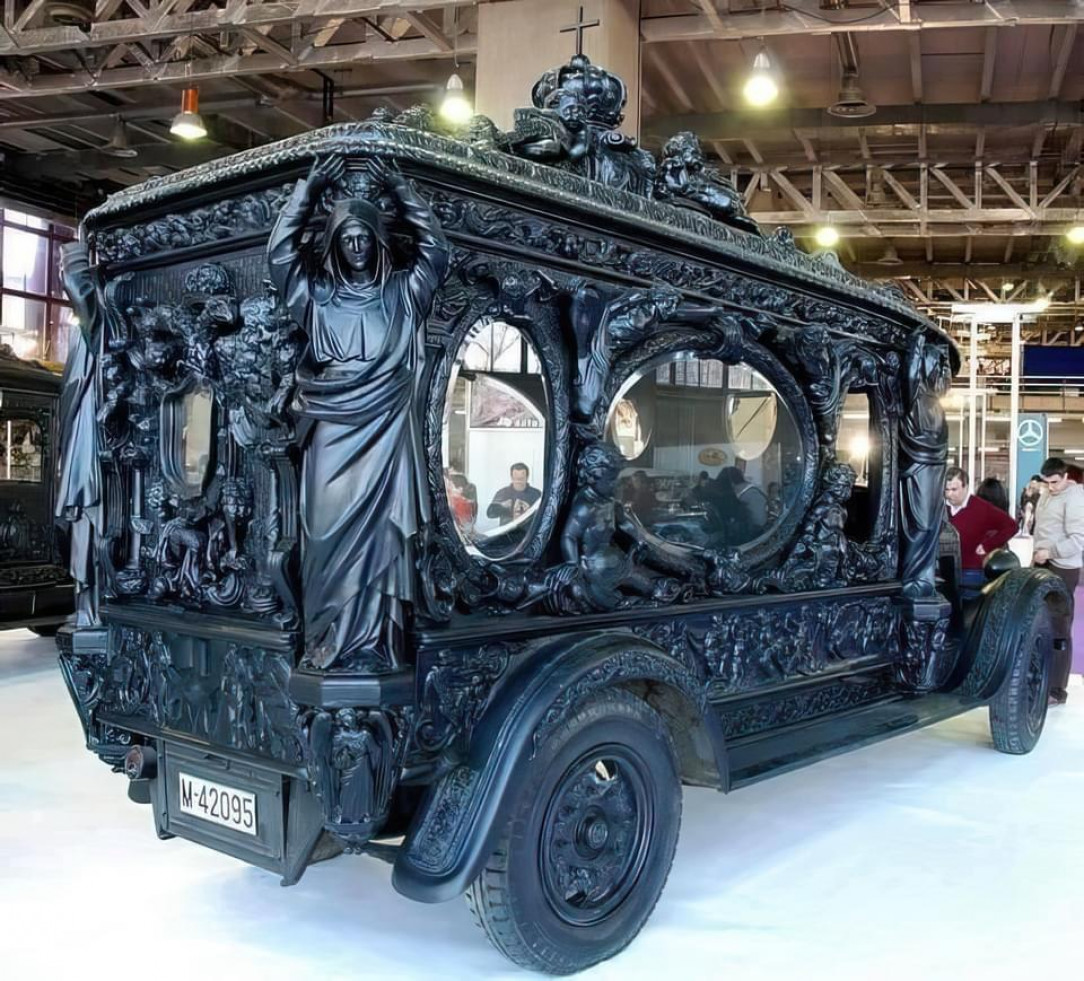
{"left": 421, "top": 261, "right": 573, "bottom": 599}
{"left": 603, "top": 329, "right": 819, "bottom": 574}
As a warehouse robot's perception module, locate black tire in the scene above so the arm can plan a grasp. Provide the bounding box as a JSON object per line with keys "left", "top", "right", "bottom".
{"left": 29, "top": 624, "right": 60, "bottom": 638}
{"left": 467, "top": 688, "right": 682, "bottom": 975}
{"left": 990, "top": 601, "right": 1054, "bottom": 754}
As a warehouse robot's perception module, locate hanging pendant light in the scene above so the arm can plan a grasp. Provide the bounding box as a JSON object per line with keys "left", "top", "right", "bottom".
{"left": 743, "top": 47, "right": 779, "bottom": 108}
{"left": 102, "top": 116, "right": 138, "bottom": 158}
{"left": 439, "top": 72, "right": 472, "bottom": 126}
{"left": 171, "top": 87, "right": 207, "bottom": 140}
{"left": 438, "top": 8, "right": 472, "bottom": 126}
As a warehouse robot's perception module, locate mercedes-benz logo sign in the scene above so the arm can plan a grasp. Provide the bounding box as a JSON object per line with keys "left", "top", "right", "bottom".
{"left": 1017, "top": 418, "right": 1044, "bottom": 450}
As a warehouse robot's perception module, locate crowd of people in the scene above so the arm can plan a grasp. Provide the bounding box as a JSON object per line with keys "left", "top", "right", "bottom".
{"left": 443, "top": 462, "right": 543, "bottom": 542}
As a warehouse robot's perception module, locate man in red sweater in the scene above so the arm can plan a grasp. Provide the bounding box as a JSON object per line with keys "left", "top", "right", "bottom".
{"left": 945, "top": 467, "right": 1018, "bottom": 590}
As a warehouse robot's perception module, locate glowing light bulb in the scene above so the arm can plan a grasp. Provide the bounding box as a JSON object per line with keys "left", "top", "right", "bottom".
{"left": 743, "top": 50, "right": 779, "bottom": 107}
{"left": 1067, "top": 225, "right": 1084, "bottom": 246}
{"left": 439, "top": 73, "right": 473, "bottom": 126}
{"left": 814, "top": 225, "right": 840, "bottom": 249}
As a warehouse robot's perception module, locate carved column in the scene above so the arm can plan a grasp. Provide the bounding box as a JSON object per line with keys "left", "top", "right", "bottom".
{"left": 475, "top": 0, "right": 642, "bottom": 135}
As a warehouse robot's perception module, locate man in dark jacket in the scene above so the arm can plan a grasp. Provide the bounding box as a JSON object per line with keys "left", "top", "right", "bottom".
{"left": 487, "top": 462, "right": 542, "bottom": 526}
{"left": 945, "top": 467, "right": 1017, "bottom": 590}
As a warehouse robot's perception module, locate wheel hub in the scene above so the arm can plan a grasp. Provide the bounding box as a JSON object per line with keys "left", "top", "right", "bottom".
{"left": 540, "top": 748, "right": 653, "bottom": 927}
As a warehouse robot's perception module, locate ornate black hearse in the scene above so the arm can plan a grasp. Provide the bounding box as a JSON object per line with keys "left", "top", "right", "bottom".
{"left": 0, "top": 346, "right": 70, "bottom": 634}
{"left": 58, "top": 56, "right": 1070, "bottom": 975}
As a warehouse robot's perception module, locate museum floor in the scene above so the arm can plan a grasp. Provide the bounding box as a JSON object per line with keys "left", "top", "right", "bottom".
{"left": 2, "top": 628, "right": 1082, "bottom": 981}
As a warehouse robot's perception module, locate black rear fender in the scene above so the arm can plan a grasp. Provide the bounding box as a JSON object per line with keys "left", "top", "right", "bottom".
{"left": 391, "top": 632, "right": 725, "bottom": 903}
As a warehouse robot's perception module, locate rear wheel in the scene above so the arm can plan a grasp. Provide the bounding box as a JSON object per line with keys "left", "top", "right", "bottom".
{"left": 467, "top": 688, "right": 681, "bottom": 975}
{"left": 990, "top": 602, "right": 1053, "bottom": 754}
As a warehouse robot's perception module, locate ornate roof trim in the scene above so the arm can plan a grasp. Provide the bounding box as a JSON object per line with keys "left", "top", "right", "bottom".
{"left": 83, "top": 120, "right": 932, "bottom": 330}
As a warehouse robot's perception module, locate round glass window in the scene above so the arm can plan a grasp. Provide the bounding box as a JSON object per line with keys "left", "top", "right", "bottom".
{"left": 605, "top": 354, "right": 803, "bottom": 549}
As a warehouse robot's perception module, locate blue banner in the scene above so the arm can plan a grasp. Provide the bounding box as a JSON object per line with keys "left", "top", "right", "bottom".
{"left": 1014, "top": 413, "right": 1047, "bottom": 512}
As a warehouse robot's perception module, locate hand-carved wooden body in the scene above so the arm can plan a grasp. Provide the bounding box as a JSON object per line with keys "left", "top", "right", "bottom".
{"left": 0, "top": 348, "right": 71, "bottom": 634}
{"left": 56, "top": 55, "right": 1073, "bottom": 975}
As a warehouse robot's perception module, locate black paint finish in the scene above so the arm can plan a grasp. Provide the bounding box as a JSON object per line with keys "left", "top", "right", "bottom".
{"left": 55, "top": 52, "right": 1069, "bottom": 976}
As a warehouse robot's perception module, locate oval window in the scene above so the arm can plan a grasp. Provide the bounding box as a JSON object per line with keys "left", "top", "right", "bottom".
{"left": 606, "top": 354, "right": 803, "bottom": 549}
{"left": 442, "top": 319, "right": 548, "bottom": 559}
{"left": 161, "top": 383, "right": 215, "bottom": 497}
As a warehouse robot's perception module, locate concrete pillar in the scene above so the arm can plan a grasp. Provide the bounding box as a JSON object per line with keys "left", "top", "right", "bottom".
{"left": 474, "top": 0, "right": 642, "bottom": 137}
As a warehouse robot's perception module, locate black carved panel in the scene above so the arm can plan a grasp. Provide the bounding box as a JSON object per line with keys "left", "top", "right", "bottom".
{"left": 96, "top": 624, "right": 304, "bottom": 766}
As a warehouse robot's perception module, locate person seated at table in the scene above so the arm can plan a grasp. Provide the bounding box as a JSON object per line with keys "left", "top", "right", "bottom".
{"left": 487, "top": 462, "right": 541, "bottom": 526}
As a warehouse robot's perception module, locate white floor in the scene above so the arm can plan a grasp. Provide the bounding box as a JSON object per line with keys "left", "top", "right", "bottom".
{"left": 1, "top": 628, "right": 1082, "bottom": 981}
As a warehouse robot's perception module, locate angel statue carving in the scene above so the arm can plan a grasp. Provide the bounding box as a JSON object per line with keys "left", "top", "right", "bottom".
{"left": 268, "top": 155, "right": 449, "bottom": 671}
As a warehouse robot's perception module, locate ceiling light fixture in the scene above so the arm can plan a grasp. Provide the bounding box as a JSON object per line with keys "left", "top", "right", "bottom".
{"left": 814, "top": 225, "right": 840, "bottom": 249}
{"left": 828, "top": 72, "right": 876, "bottom": 118}
{"left": 171, "top": 86, "right": 207, "bottom": 140}
{"left": 439, "top": 72, "right": 472, "bottom": 126}
{"left": 743, "top": 47, "right": 779, "bottom": 108}
{"left": 1067, "top": 224, "right": 1084, "bottom": 246}
{"left": 874, "top": 242, "right": 902, "bottom": 265}
{"left": 439, "top": 8, "right": 472, "bottom": 126}
{"left": 102, "top": 116, "right": 138, "bottom": 158}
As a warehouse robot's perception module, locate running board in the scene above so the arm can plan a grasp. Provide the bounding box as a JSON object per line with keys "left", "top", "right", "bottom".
{"left": 726, "top": 693, "right": 983, "bottom": 790}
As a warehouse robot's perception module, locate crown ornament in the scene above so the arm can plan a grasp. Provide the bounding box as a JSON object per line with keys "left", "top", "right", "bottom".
{"left": 530, "top": 54, "right": 627, "bottom": 129}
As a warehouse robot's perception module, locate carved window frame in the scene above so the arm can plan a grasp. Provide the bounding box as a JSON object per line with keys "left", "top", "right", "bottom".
{"left": 844, "top": 375, "right": 900, "bottom": 575}
{"left": 159, "top": 377, "right": 218, "bottom": 500}
{"left": 424, "top": 283, "right": 571, "bottom": 573}
{"left": 605, "top": 334, "right": 819, "bottom": 571}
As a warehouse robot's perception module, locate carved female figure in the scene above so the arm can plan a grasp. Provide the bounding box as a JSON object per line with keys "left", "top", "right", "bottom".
{"left": 899, "top": 333, "right": 953, "bottom": 598}
{"left": 268, "top": 156, "right": 449, "bottom": 671}
{"left": 58, "top": 242, "right": 105, "bottom": 625}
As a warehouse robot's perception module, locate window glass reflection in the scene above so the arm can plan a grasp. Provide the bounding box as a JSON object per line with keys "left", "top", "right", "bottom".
{"left": 175, "top": 383, "right": 211, "bottom": 489}
{"left": 0, "top": 418, "right": 43, "bottom": 483}
{"left": 442, "top": 319, "right": 548, "bottom": 559}
{"left": 607, "top": 355, "right": 803, "bottom": 549}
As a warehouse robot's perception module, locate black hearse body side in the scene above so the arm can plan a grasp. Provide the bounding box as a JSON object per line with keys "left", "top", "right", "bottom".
{"left": 57, "top": 56, "right": 1070, "bottom": 975}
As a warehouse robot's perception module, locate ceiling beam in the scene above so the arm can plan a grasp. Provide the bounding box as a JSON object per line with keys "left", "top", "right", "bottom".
{"left": 979, "top": 26, "right": 998, "bottom": 101}
{"left": 402, "top": 10, "right": 453, "bottom": 53}
{"left": 0, "top": 81, "right": 443, "bottom": 130}
{"left": 1049, "top": 23, "right": 1079, "bottom": 99}
{"left": 641, "top": 1, "right": 1084, "bottom": 43}
{"left": 0, "top": 35, "right": 475, "bottom": 99}
{"left": 0, "top": 1, "right": 477, "bottom": 57}
{"left": 908, "top": 34, "right": 923, "bottom": 104}
{"left": 643, "top": 100, "right": 1084, "bottom": 143}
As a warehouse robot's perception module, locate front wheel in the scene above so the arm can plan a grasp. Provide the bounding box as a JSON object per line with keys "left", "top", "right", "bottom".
{"left": 467, "top": 688, "right": 681, "bottom": 975}
{"left": 990, "top": 602, "right": 1054, "bottom": 754}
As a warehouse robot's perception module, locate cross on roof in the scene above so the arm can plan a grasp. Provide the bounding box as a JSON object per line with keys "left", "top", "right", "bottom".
{"left": 560, "top": 4, "right": 601, "bottom": 57}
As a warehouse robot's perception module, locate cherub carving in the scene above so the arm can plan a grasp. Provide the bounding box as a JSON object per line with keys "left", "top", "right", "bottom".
{"left": 655, "top": 131, "right": 758, "bottom": 233}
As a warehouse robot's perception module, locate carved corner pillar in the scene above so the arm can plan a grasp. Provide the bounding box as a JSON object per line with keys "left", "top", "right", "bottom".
{"left": 894, "top": 595, "right": 952, "bottom": 693}
{"left": 56, "top": 624, "right": 131, "bottom": 767}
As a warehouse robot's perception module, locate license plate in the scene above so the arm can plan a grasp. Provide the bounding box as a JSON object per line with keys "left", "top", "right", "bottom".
{"left": 177, "top": 772, "right": 257, "bottom": 836}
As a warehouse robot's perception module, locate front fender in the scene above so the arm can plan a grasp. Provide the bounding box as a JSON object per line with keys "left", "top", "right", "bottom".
{"left": 391, "top": 632, "right": 725, "bottom": 903}
{"left": 948, "top": 568, "right": 1072, "bottom": 700}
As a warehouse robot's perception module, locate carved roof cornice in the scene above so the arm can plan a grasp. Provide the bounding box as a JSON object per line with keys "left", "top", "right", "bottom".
{"left": 82, "top": 120, "right": 939, "bottom": 336}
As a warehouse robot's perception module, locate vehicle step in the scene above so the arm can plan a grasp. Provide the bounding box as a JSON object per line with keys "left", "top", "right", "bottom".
{"left": 726, "top": 693, "right": 982, "bottom": 789}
